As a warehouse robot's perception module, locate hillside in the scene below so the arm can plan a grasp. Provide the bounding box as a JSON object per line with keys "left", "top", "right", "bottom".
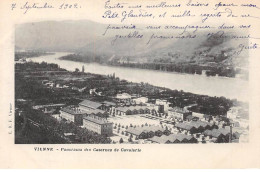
{"left": 15, "top": 20, "right": 248, "bottom": 69}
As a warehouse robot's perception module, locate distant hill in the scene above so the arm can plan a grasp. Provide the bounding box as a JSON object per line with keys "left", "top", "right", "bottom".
{"left": 15, "top": 20, "right": 106, "bottom": 52}
{"left": 15, "top": 20, "right": 248, "bottom": 69}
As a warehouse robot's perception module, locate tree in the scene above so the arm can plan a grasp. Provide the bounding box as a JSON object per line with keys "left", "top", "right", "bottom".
{"left": 119, "top": 138, "right": 124, "bottom": 143}
{"left": 128, "top": 137, "right": 133, "bottom": 142}
{"left": 75, "top": 68, "right": 80, "bottom": 72}
{"left": 202, "top": 136, "right": 206, "bottom": 143}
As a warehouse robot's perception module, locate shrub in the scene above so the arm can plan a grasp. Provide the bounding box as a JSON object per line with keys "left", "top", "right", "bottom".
{"left": 119, "top": 138, "right": 124, "bottom": 143}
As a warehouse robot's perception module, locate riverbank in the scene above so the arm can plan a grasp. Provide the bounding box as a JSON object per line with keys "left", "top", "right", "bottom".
{"left": 59, "top": 53, "right": 248, "bottom": 80}
{"left": 27, "top": 52, "right": 249, "bottom": 102}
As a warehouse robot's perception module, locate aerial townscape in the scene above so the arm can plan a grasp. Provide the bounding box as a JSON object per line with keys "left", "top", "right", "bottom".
{"left": 14, "top": 20, "right": 249, "bottom": 145}
{"left": 15, "top": 53, "right": 249, "bottom": 144}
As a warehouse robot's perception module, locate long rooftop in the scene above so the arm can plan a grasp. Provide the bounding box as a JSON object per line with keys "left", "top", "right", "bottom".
{"left": 116, "top": 106, "right": 150, "bottom": 112}
{"left": 125, "top": 125, "right": 164, "bottom": 136}
{"left": 83, "top": 116, "right": 112, "bottom": 125}
{"left": 148, "top": 134, "right": 197, "bottom": 143}
{"left": 61, "top": 107, "right": 87, "bottom": 115}
{"left": 79, "top": 100, "right": 102, "bottom": 109}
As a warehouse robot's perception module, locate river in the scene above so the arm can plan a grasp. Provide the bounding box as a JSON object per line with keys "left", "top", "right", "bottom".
{"left": 27, "top": 52, "right": 249, "bottom": 102}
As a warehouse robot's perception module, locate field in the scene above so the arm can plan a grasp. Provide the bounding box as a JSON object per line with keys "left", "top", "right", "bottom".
{"left": 108, "top": 114, "right": 160, "bottom": 127}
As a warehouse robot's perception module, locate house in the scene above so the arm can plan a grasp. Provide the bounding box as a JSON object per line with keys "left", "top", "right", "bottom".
{"left": 186, "top": 115, "right": 199, "bottom": 122}
{"left": 84, "top": 109, "right": 109, "bottom": 118}
{"left": 60, "top": 106, "right": 87, "bottom": 125}
{"left": 133, "top": 97, "right": 148, "bottom": 104}
{"left": 155, "top": 99, "right": 171, "bottom": 113}
{"left": 33, "top": 103, "right": 66, "bottom": 115}
{"left": 79, "top": 100, "right": 103, "bottom": 111}
{"left": 227, "top": 107, "right": 249, "bottom": 129}
{"left": 146, "top": 103, "right": 160, "bottom": 112}
{"left": 203, "top": 114, "right": 213, "bottom": 121}
{"left": 176, "top": 122, "right": 197, "bottom": 134}
{"left": 101, "top": 101, "right": 117, "bottom": 112}
{"left": 115, "top": 93, "right": 131, "bottom": 103}
{"left": 176, "top": 121, "right": 216, "bottom": 134}
{"left": 203, "top": 128, "right": 230, "bottom": 143}
{"left": 191, "top": 111, "right": 205, "bottom": 119}
{"left": 148, "top": 134, "right": 198, "bottom": 144}
{"left": 83, "top": 114, "right": 113, "bottom": 137}
{"left": 115, "top": 106, "right": 150, "bottom": 116}
{"left": 116, "top": 107, "right": 132, "bottom": 115}
{"left": 125, "top": 125, "right": 164, "bottom": 139}
{"left": 227, "top": 106, "right": 244, "bottom": 119}
{"left": 168, "top": 107, "right": 192, "bottom": 121}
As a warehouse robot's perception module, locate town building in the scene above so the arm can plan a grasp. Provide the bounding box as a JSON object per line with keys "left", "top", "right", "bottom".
{"left": 148, "top": 134, "right": 198, "bottom": 144}
{"left": 60, "top": 106, "right": 87, "bottom": 125}
{"left": 168, "top": 107, "right": 192, "bottom": 121}
{"left": 175, "top": 121, "right": 216, "bottom": 134}
{"left": 186, "top": 115, "right": 199, "bottom": 122}
{"left": 203, "top": 128, "right": 230, "bottom": 143}
{"left": 84, "top": 108, "right": 109, "bottom": 118}
{"left": 115, "top": 93, "right": 132, "bottom": 103}
{"left": 227, "top": 106, "right": 249, "bottom": 129}
{"left": 125, "top": 125, "right": 165, "bottom": 139}
{"left": 101, "top": 101, "right": 117, "bottom": 112}
{"left": 83, "top": 114, "right": 113, "bottom": 137}
{"left": 133, "top": 97, "right": 149, "bottom": 104}
{"left": 155, "top": 99, "right": 171, "bottom": 113}
{"left": 192, "top": 112, "right": 205, "bottom": 119}
{"left": 79, "top": 100, "right": 103, "bottom": 111}
{"left": 33, "top": 103, "right": 66, "bottom": 115}
{"left": 115, "top": 106, "right": 150, "bottom": 116}
{"left": 145, "top": 103, "right": 160, "bottom": 112}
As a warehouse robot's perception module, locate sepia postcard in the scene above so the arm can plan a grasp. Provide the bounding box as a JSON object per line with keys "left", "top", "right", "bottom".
{"left": 0, "top": 0, "right": 260, "bottom": 169}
